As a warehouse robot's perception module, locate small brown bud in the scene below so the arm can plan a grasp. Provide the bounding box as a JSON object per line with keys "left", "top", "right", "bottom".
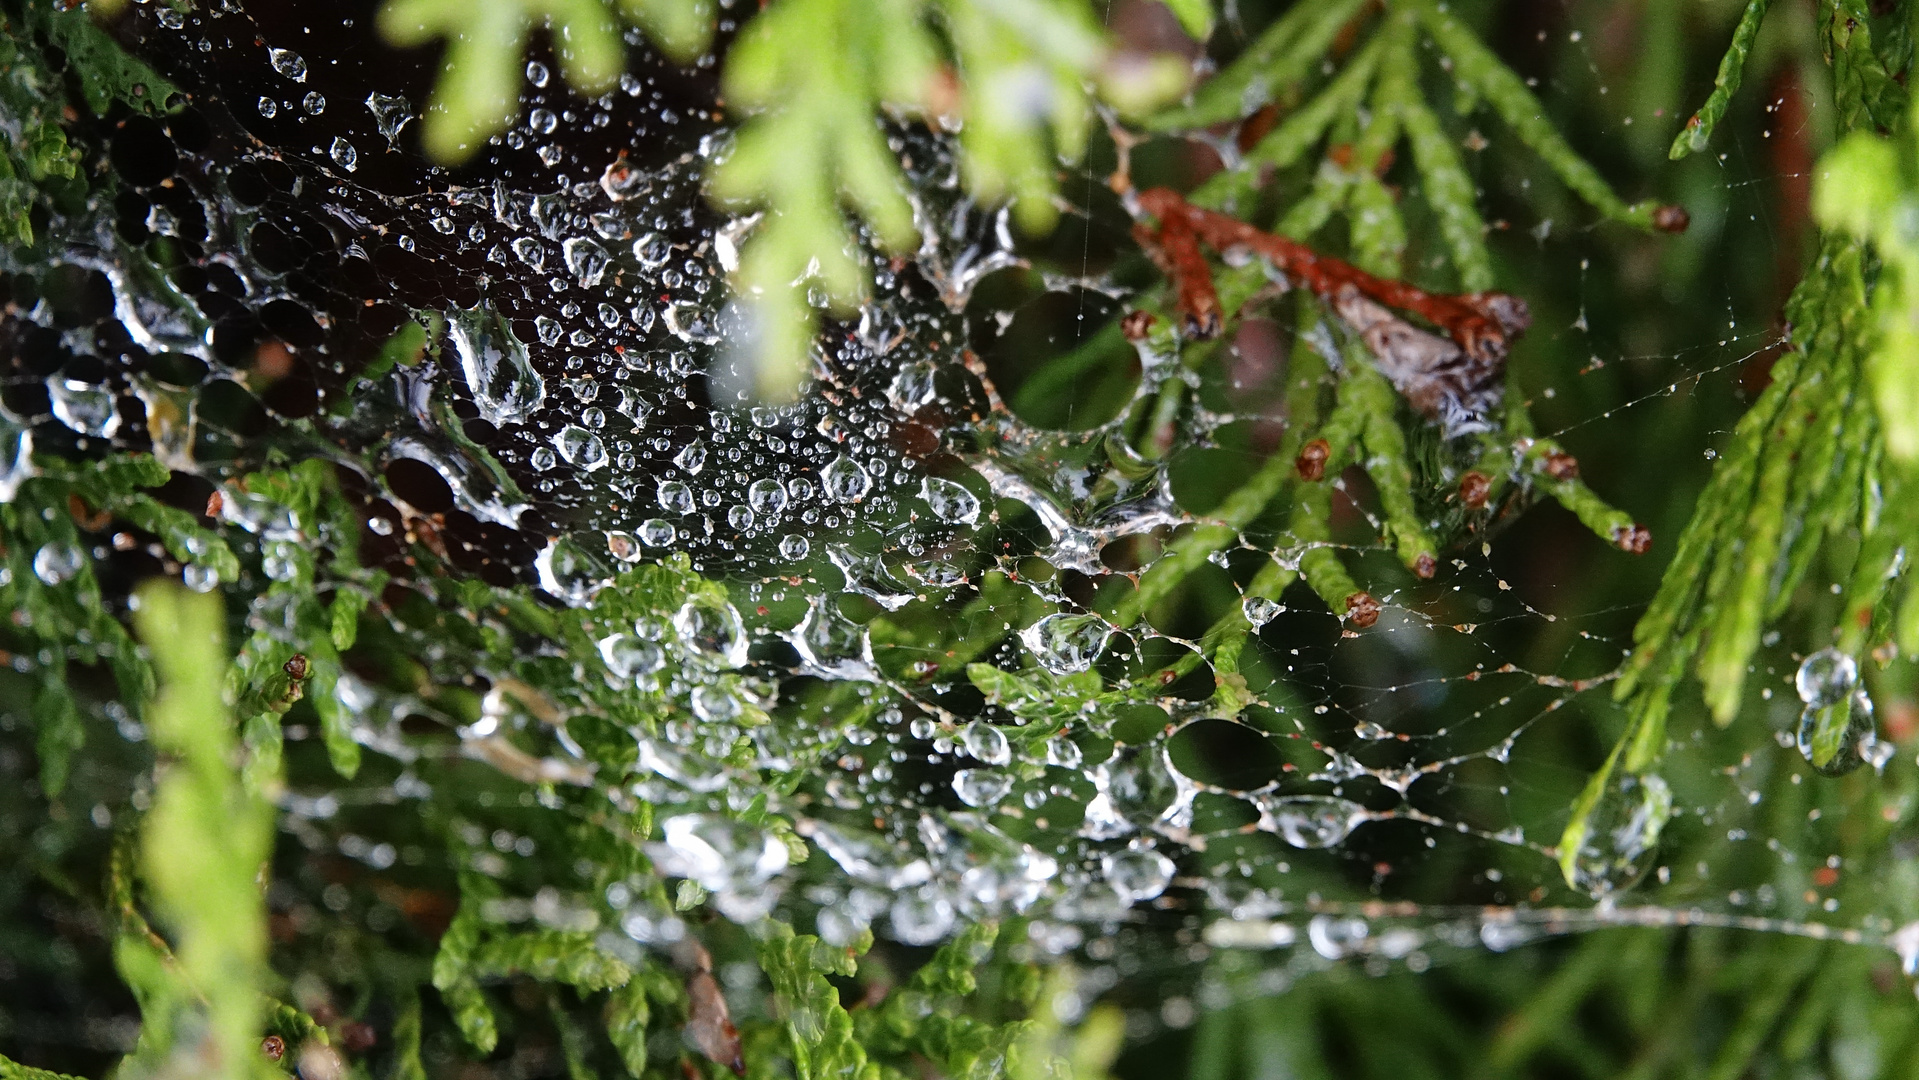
{"left": 262, "top": 1036, "right": 286, "bottom": 1062}
{"left": 1613, "top": 524, "right": 1652, "bottom": 554}
{"left": 1344, "top": 591, "right": 1380, "bottom": 628}
{"left": 1296, "top": 438, "right": 1331, "bottom": 481}
{"left": 1652, "top": 204, "right": 1690, "bottom": 234}
{"left": 1412, "top": 553, "right": 1436, "bottom": 579}
{"left": 283, "top": 653, "right": 311, "bottom": 681}
{"left": 206, "top": 490, "right": 224, "bottom": 518}
{"left": 1542, "top": 451, "right": 1579, "bottom": 481}
{"left": 1120, "top": 310, "right": 1157, "bottom": 341}
{"left": 1459, "top": 471, "right": 1492, "bottom": 509}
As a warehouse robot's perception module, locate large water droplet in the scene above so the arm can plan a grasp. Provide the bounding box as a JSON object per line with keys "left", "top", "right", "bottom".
{"left": 657, "top": 480, "right": 695, "bottom": 515}
{"left": 33, "top": 543, "right": 83, "bottom": 586}
{"left": 961, "top": 721, "right": 1011, "bottom": 765}
{"left": 48, "top": 379, "right": 119, "bottom": 439}
{"left": 556, "top": 426, "right": 607, "bottom": 471}
{"left": 268, "top": 47, "right": 307, "bottom": 81}
{"left": 328, "top": 137, "right": 357, "bottom": 172}
{"left": 889, "top": 888, "right": 955, "bottom": 945}
{"left": 598, "top": 633, "right": 663, "bottom": 679}
{"left": 562, "top": 236, "right": 609, "bottom": 288}
{"left": 822, "top": 455, "right": 872, "bottom": 502}
{"left": 805, "top": 822, "right": 933, "bottom": 890}
{"left": 1796, "top": 688, "right": 1880, "bottom": 776}
{"left": 921, "top": 476, "right": 980, "bottom": 525}
{"left": 1795, "top": 647, "right": 1858, "bottom": 708}
{"left": 748, "top": 478, "right": 788, "bottom": 516}
{"left": 1102, "top": 848, "right": 1175, "bottom": 903}
{"left": 447, "top": 308, "right": 545, "bottom": 426}
{"left": 674, "top": 595, "right": 748, "bottom": 668}
{"left": 1566, "top": 771, "right": 1672, "bottom": 898}
{"left": 1020, "top": 613, "right": 1111, "bottom": 675}
{"left": 953, "top": 767, "right": 1013, "bottom": 807}
{"left": 365, "top": 92, "right": 414, "bottom": 146}
{"left": 646, "top": 814, "right": 788, "bottom": 897}
{"left": 1256, "top": 795, "right": 1367, "bottom": 849}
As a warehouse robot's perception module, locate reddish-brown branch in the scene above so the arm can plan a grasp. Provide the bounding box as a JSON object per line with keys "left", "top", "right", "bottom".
{"left": 1133, "top": 187, "right": 1531, "bottom": 366}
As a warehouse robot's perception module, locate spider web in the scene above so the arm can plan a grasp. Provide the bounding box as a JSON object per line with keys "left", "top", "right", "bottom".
{"left": 4, "top": 0, "right": 1914, "bottom": 1042}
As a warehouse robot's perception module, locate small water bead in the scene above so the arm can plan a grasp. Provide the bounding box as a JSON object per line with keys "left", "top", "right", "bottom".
{"left": 1102, "top": 848, "right": 1175, "bottom": 903}
{"left": 639, "top": 518, "right": 676, "bottom": 546}
{"left": 960, "top": 721, "right": 1011, "bottom": 766}
{"left": 448, "top": 308, "right": 545, "bottom": 426}
{"left": 953, "top": 768, "right": 1013, "bottom": 807}
{"left": 1020, "top": 612, "right": 1112, "bottom": 675}
{"left": 512, "top": 238, "right": 545, "bottom": 269}
{"left": 301, "top": 91, "right": 325, "bottom": 115}
{"left": 528, "top": 108, "right": 558, "bottom": 134}
{"left": 1044, "top": 738, "right": 1083, "bottom": 769}
{"left": 33, "top": 543, "right": 83, "bottom": 586}
{"left": 582, "top": 406, "right": 605, "bottom": 429}
{"left": 888, "top": 360, "right": 939, "bottom": 411}
{"left": 634, "top": 232, "right": 672, "bottom": 267}
{"left": 257, "top": 96, "right": 278, "bottom": 118}
{"left": 778, "top": 534, "right": 810, "bottom": 560}
{"left": 268, "top": 47, "right": 307, "bottom": 81}
{"left": 530, "top": 447, "right": 557, "bottom": 471}
{"left": 657, "top": 480, "right": 695, "bottom": 514}
{"left": 599, "top": 633, "right": 664, "bottom": 679}
{"left": 329, "top": 137, "right": 357, "bottom": 171}
{"left": 787, "top": 476, "right": 816, "bottom": 502}
{"left": 555, "top": 426, "right": 607, "bottom": 471}
{"left": 525, "top": 60, "right": 550, "bottom": 87}
{"left": 727, "top": 505, "right": 754, "bottom": 530}
{"left": 920, "top": 476, "right": 980, "bottom": 525}
{"left": 646, "top": 814, "right": 787, "bottom": 899}
{"left": 674, "top": 595, "right": 749, "bottom": 668}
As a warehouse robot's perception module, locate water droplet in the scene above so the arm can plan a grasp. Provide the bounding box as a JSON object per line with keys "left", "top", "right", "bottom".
{"left": 329, "top": 137, "right": 357, "bottom": 172}
{"left": 48, "top": 379, "right": 118, "bottom": 439}
{"left": 675, "top": 595, "right": 748, "bottom": 668}
{"left": 640, "top": 518, "right": 677, "bottom": 546}
{"left": 1242, "top": 595, "right": 1281, "bottom": 627}
{"left": 301, "top": 91, "right": 325, "bottom": 115}
{"left": 269, "top": 47, "right": 307, "bottom": 82}
{"left": 1795, "top": 647, "right": 1858, "bottom": 708}
{"left": 961, "top": 721, "right": 1011, "bottom": 765}
{"left": 1796, "top": 689, "right": 1879, "bottom": 777}
{"left": 525, "top": 60, "right": 550, "bottom": 87}
{"left": 1566, "top": 771, "right": 1672, "bottom": 898}
{"left": 447, "top": 308, "right": 545, "bottom": 426}
{"left": 365, "top": 92, "right": 414, "bottom": 146}
{"left": 806, "top": 822, "right": 932, "bottom": 889}
{"left": 673, "top": 440, "right": 707, "bottom": 475}
{"left": 1020, "top": 613, "right": 1111, "bottom": 675}
{"left": 779, "top": 534, "right": 810, "bottom": 560}
{"left": 633, "top": 232, "right": 672, "bottom": 267}
{"left": 657, "top": 480, "right": 695, "bottom": 515}
{"left": 605, "top": 531, "right": 642, "bottom": 562}
{"left": 257, "top": 96, "right": 277, "bottom": 117}
{"left": 598, "top": 633, "right": 663, "bottom": 679}
{"left": 601, "top": 157, "right": 645, "bottom": 201}
{"left": 1256, "top": 795, "right": 1367, "bottom": 849}
{"left": 555, "top": 426, "right": 607, "bottom": 471}
{"left": 748, "top": 478, "right": 788, "bottom": 516}
{"left": 821, "top": 454, "right": 872, "bottom": 502}
{"left": 663, "top": 301, "right": 719, "bottom": 344}
{"left": 888, "top": 360, "right": 939, "bottom": 411}
{"left": 691, "top": 685, "right": 740, "bottom": 722}
{"left": 727, "top": 505, "right": 754, "bottom": 531}
{"left": 1307, "top": 915, "right": 1370, "bottom": 959}
{"left": 528, "top": 107, "right": 557, "bottom": 135}
{"left": 563, "top": 236, "right": 609, "bottom": 288}
{"left": 646, "top": 814, "right": 787, "bottom": 896}
{"left": 1102, "top": 848, "right": 1175, "bottom": 903}
{"left": 920, "top": 476, "right": 979, "bottom": 525}
{"left": 953, "top": 767, "right": 1013, "bottom": 807}
{"left": 1044, "top": 738, "right": 1083, "bottom": 769}
{"left": 889, "top": 889, "right": 955, "bottom": 945}
{"left": 33, "top": 543, "right": 83, "bottom": 586}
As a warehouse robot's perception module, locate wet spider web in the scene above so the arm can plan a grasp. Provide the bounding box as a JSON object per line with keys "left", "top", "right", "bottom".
{"left": 5, "top": 0, "right": 1915, "bottom": 1023}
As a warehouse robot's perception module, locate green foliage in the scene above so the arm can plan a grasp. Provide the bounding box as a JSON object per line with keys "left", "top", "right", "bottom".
{"left": 126, "top": 581, "right": 274, "bottom": 1080}
{"left": 378, "top": 0, "right": 708, "bottom": 160}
